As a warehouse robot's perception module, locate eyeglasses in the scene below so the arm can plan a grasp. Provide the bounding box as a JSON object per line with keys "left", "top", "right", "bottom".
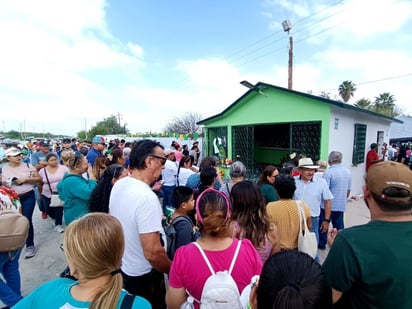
{"left": 73, "top": 151, "right": 81, "bottom": 167}
{"left": 148, "top": 154, "right": 167, "bottom": 166}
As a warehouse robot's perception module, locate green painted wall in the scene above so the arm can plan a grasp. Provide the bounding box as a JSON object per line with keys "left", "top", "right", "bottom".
{"left": 203, "top": 88, "right": 331, "bottom": 161}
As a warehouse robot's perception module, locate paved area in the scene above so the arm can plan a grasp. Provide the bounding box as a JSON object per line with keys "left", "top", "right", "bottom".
{"left": 1, "top": 198, "right": 371, "bottom": 307}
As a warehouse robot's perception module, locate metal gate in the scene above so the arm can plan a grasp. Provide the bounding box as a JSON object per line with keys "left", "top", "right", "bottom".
{"left": 232, "top": 126, "right": 256, "bottom": 180}
{"left": 291, "top": 122, "right": 321, "bottom": 161}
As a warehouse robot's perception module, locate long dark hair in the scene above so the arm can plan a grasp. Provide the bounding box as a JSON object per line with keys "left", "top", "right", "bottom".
{"left": 230, "top": 180, "right": 269, "bottom": 248}
{"left": 88, "top": 164, "right": 125, "bottom": 213}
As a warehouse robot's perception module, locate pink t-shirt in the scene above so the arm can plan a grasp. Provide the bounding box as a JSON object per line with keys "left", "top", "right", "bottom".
{"left": 168, "top": 238, "right": 262, "bottom": 307}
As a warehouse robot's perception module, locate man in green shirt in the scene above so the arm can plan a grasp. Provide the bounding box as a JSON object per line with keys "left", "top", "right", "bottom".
{"left": 322, "top": 161, "right": 412, "bottom": 308}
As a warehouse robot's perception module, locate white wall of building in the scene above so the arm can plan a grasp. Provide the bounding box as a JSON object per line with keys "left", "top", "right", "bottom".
{"left": 328, "top": 107, "right": 392, "bottom": 196}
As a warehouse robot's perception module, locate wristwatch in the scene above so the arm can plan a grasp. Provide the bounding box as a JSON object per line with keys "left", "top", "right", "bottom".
{"left": 324, "top": 218, "right": 330, "bottom": 223}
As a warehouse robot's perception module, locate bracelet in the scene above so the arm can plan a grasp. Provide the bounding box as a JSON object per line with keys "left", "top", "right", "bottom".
{"left": 324, "top": 218, "right": 330, "bottom": 223}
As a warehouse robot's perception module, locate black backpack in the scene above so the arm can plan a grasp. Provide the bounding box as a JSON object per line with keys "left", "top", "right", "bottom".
{"left": 165, "top": 216, "right": 192, "bottom": 259}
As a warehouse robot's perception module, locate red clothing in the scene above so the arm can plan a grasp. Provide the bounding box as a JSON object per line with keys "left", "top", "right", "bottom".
{"left": 366, "top": 150, "right": 379, "bottom": 171}
{"left": 168, "top": 238, "right": 262, "bottom": 307}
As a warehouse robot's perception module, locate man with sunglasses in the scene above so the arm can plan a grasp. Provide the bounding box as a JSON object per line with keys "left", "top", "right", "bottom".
{"left": 86, "top": 135, "right": 106, "bottom": 167}
{"left": 323, "top": 161, "right": 412, "bottom": 308}
{"left": 109, "top": 139, "right": 170, "bottom": 309}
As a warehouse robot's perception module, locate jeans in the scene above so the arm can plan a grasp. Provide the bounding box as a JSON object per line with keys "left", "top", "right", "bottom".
{"left": 0, "top": 250, "right": 23, "bottom": 307}
{"left": 318, "top": 209, "right": 344, "bottom": 249}
{"left": 161, "top": 185, "right": 175, "bottom": 214}
{"left": 41, "top": 195, "right": 63, "bottom": 226}
{"left": 20, "top": 190, "right": 36, "bottom": 247}
{"left": 310, "top": 216, "right": 320, "bottom": 263}
{"left": 310, "top": 216, "right": 320, "bottom": 245}
{"left": 34, "top": 185, "right": 43, "bottom": 212}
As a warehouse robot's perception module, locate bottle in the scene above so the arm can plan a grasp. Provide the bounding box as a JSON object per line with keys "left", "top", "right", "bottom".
{"left": 179, "top": 296, "right": 195, "bottom": 309}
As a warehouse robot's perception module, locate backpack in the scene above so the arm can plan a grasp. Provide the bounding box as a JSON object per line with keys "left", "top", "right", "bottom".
{"left": 0, "top": 210, "right": 29, "bottom": 252}
{"left": 165, "top": 216, "right": 193, "bottom": 259}
{"left": 192, "top": 240, "right": 243, "bottom": 308}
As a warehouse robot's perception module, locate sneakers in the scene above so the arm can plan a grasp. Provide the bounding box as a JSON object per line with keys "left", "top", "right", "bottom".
{"left": 54, "top": 225, "right": 64, "bottom": 233}
{"left": 41, "top": 212, "right": 47, "bottom": 219}
{"left": 25, "top": 246, "right": 37, "bottom": 259}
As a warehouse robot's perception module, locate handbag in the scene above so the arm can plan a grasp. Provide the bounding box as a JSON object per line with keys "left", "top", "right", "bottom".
{"left": 296, "top": 201, "right": 317, "bottom": 259}
{"left": 44, "top": 169, "right": 64, "bottom": 207}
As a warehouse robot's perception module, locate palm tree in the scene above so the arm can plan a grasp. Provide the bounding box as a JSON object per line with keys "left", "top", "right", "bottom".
{"left": 373, "top": 93, "right": 396, "bottom": 117}
{"left": 354, "top": 98, "right": 372, "bottom": 109}
{"left": 338, "top": 80, "right": 357, "bottom": 102}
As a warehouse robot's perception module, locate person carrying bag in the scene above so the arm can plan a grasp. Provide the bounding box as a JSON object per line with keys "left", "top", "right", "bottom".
{"left": 296, "top": 200, "right": 317, "bottom": 259}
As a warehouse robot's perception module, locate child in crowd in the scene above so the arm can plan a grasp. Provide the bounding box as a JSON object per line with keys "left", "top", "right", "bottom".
{"left": 169, "top": 186, "right": 197, "bottom": 258}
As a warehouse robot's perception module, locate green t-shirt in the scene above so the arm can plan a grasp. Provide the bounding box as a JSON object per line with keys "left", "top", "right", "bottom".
{"left": 322, "top": 220, "right": 412, "bottom": 309}
{"left": 259, "top": 183, "right": 279, "bottom": 204}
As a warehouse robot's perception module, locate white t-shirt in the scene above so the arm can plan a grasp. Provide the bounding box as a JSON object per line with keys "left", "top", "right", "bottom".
{"left": 109, "top": 176, "right": 164, "bottom": 276}
{"left": 162, "top": 160, "right": 178, "bottom": 186}
{"left": 177, "top": 168, "right": 195, "bottom": 186}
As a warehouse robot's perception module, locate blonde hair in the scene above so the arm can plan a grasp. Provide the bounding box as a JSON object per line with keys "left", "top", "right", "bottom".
{"left": 316, "top": 160, "right": 327, "bottom": 169}
{"left": 64, "top": 213, "right": 125, "bottom": 309}
{"left": 60, "top": 150, "right": 73, "bottom": 166}
{"left": 65, "top": 151, "right": 85, "bottom": 170}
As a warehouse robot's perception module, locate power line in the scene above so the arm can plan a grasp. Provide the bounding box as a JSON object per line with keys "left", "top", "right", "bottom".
{"left": 312, "top": 73, "right": 412, "bottom": 95}
{"left": 175, "top": 0, "right": 347, "bottom": 90}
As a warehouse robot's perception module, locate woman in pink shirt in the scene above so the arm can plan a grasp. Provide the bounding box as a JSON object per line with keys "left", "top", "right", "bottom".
{"left": 166, "top": 188, "right": 263, "bottom": 309}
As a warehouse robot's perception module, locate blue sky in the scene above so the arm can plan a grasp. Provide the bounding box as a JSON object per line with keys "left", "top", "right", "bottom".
{"left": 1, "top": 0, "right": 412, "bottom": 136}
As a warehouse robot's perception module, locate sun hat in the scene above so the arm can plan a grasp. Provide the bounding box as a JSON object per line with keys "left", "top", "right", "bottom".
{"left": 5, "top": 147, "right": 22, "bottom": 157}
{"left": 366, "top": 161, "right": 412, "bottom": 203}
{"left": 165, "top": 149, "right": 175, "bottom": 156}
{"left": 298, "top": 157, "right": 320, "bottom": 169}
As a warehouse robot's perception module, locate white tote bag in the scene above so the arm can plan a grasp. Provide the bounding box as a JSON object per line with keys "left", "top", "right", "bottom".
{"left": 50, "top": 193, "right": 64, "bottom": 207}
{"left": 296, "top": 201, "right": 317, "bottom": 259}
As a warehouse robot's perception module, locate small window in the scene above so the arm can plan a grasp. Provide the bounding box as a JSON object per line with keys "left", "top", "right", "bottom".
{"left": 352, "top": 124, "right": 367, "bottom": 165}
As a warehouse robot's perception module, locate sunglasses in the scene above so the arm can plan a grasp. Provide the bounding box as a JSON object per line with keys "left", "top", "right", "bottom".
{"left": 73, "top": 151, "right": 81, "bottom": 167}
{"left": 148, "top": 154, "right": 167, "bottom": 166}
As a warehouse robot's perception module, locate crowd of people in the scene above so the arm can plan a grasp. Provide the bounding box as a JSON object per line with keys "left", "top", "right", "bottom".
{"left": 1, "top": 137, "right": 412, "bottom": 309}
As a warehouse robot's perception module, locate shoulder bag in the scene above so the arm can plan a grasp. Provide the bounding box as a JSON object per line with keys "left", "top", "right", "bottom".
{"left": 296, "top": 201, "right": 317, "bottom": 259}
{"left": 44, "top": 169, "right": 64, "bottom": 207}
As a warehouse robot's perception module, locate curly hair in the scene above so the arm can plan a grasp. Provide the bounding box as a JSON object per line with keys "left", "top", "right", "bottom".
{"left": 230, "top": 180, "right": 270, "bottom": 248}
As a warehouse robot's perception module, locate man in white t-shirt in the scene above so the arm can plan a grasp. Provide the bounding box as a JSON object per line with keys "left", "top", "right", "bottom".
{"left": 109, "top": 139, "right": 171, "bottom": 309}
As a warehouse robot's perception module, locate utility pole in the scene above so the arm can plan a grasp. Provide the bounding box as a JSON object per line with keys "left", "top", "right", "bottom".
{"left": 282, "top": 20, "right": 293, "bottom": 90}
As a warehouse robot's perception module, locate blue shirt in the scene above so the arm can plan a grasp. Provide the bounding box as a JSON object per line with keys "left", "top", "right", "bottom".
{"left": 322, "top": 164, "right": 351, "bottom": 212}
{"left": 31, "top": 151, "right": 59, "bottom": 166}
{"left": 12, "top": 278, "right": 151, "bottom": 308}
{"left": 293, "top": 176, "right": 333, "bottom": 217}
{"left": 86, "top": 147, "right": 102, "bottom": 166}
{"left": 186, "top": 173, "right": 222, "bottom": 190}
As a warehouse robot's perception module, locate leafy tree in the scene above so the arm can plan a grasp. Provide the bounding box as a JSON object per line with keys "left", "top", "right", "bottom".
{"left": 338, "top": 80, "right": 357, "bottom": 102}
{"left": 164, "top": 112, "right": 202, "bottom": 137}
{"left": 354, "top": 98, "right": 372, "bottom": 109}
{"left": 373, "top": 93, "right": 396, "bottom": 117}
{"left": 86, "top": 115, "right": 128, "bottom": 138}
